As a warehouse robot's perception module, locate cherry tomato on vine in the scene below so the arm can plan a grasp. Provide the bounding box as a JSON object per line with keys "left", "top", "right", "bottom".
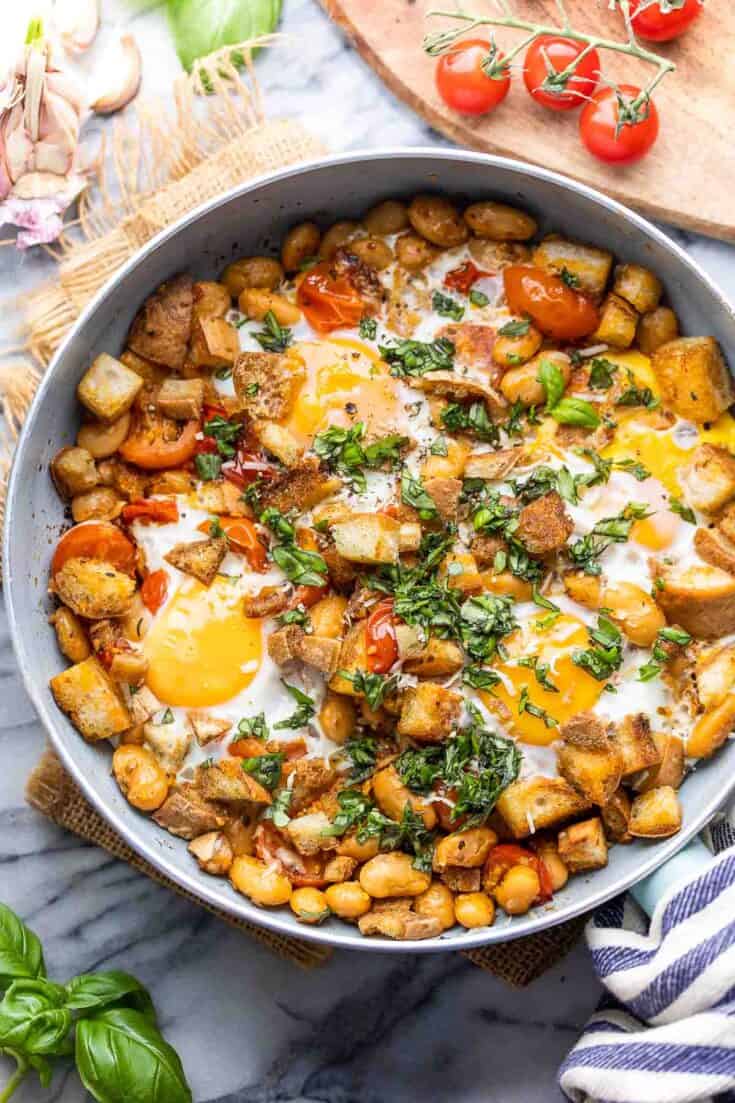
{"left": 436, "top": 39, "right": 511, "bottom": 116}
{"left": 630, "top": 0, "right": 702, "bottom": 41}
{"left": 579, "top": 84, "right": 659, "bottom": 165}
{"left": 523, "top": 35, "right": 600, "bottom": 111}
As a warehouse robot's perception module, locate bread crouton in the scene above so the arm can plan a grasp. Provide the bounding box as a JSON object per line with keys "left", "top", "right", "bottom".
{"left": 286, "top": 811, "right": 338, "bottom": 856}
{"left": 632, "top": 732, "right": 684, "bottom": 793}
{"left": 695, "top": 527, "right": 735, "bottom": 575}
{"left": 77, "top": 354, "right": 144, "bottom": 422}
{"left": 143, "top": 719, "right": 192, "bottom": 775}
{"left": 189, "top": 317, "right": 240, "bottom": 369}
{"left": 267, "top": 625, "right": 340, "bottom": 674}
{"left": 329, "top": 623, "right": 369, "bottom": 695}
{"left": 155, "top": 377, "right": 205, "bottom": 421}
{"left": 516, "top": 491, "right": 573, "bottom": 555}
{"left": 198, "top": 760, "right": 271, "bottom": 805}
{"left": 53, "top": 557, "right": 136, "bottom": 620}
{"left": 127, "top": 273, "right": 193, "bottom": 369}
{"left": 533, "top": 237, "right": 613, "bottom": 299}
{"left": 258, "top": 458, "right": 340, "bottom": 515}
{"left": 165, "top": 536, "right": 227, "bottom": 585}
{"left": 50, "top": 656, "right": 131, "bottom": 741}
{"left": 412, "top": 370, "right": 507, "bottom": 419}
{"left": 125, "top": 684, "right": 160, "bottom": 726}
{"left": 233, "top": 350, "right": 303, "bottom": 420}
{"left": 637, "top": 306, "right": 680, "bottom": 356}
{"left": 192, "top": 280, "right": 230, "bottom": 322}
{"left": 423, "top": 477, "right": 462, "bottom": 523}
{"left": 188, "top": 479, "right": 246, "bottom": 516}
{"left": 396, "top": 682, "right": 462, "bottom": 743}
{"left": 496, "top": 777, "right": 592, "bottom": 838}
{"left": 323, "top": 855, "right": 358, "bottom": 882}
{"left": 718, "top": 503, "right": 735, "bottom": 544}
{"left": 242, "top": 586, "right": 291, "bottom": 619}
{"left": 629, "top": 786, "right": 682, "bottom": 838}
{"left": 592, "top": 293, "right": 638, "bottom": 349}
{"left": 464, "top": 448, "right": 527, "bottom": 482}
{"left": 188, "top": 712, "right": 232, "bottom": 746}
{"left": 601, "top": 788, "right": 632, "bottom": 844}
{"left": 438, "top": 322, "right": 500, "bottom": 381}
{"left": 51, "top": 446, "right": 99, "bottom": 499}
{"left": 557, "top": 716, "right": 622, "bottom": 806}
{"left": 287, "top": 759, "right": 336, "bottom": 814}
{"left": 252, "top": 421, "right": 303, "bottom": 467}
{"left": 679, "top": 444, "right": 735, "bottom": 514}
{"left": 613, "top": 713, "right": 660, "bottom": 777}
{"left": 331, "top": 514, "right": 400, "bottom": 565}
{"left": 613, "top": 264, "right": 663, "bottom": 314}
{"left": 557, "top": 817, "right": 608, "bottom": 872}
{"left": 652, "top": 337, "right": 733, "bottom": 423}
{"left": 358, "top": 903, "right": 442, "bottom": 941}
{"left": 654, "top": 562, "right": 735, "bottom": 639}
{"left": 152, "top": 783, "right": 227, "bottom": 839}
{"left": 403, "top": 638, "right": 464, "bottom": 678}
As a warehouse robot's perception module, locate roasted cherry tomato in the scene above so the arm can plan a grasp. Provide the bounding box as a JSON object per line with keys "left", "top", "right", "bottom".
{"left": 122, "top": 498, "right": 179, "bottom": 526}
{"left": 579, "top": 85, "right": 659, "bottom": 165}
{"left": 444, "top": 260, "right": 492, "bottom": 293}
{"left": 290, "top": 583, "right": 329, "bottom": 609}
{"left": 435, "top": 39, "right": 511, "bottom": 116}
{"left": 484, "top": 843, "right": 553, "bottom": 904}
{"left": 255, "top": 822, "right": 327, "bottom": 887}
{"left": 140, "top": 569, "right": 168, "bottom": 614}
{"left": 228, "top": 737, "right": 269, "bottom": 759}
{"left": 365, "top": 598, "right": 398, "bottom": 674}
{"left": 51, "top": 522, "right": 136, "bottom": 578}
{"left": 197, "top": 516, "right": 267, "bottom": 572}
{"left": 119, "top": 418, "right": 200, "bottom": 470}
{"left": 503, "top": 265, "right": 599, "bottom": 340}
{"left": 432, "top": 781, "right": 468, "bottom": 832}
{"left": 523, "top": 35, "right": 600, "bottom": 111}
{"left": 221, "top": 447, "right": 275, "bottom": 490}
{"left": 630, "top": 0, "right": 701, "bottom": 41}
{"left": 297, "top": 261, "right": 364, "bottom": 334}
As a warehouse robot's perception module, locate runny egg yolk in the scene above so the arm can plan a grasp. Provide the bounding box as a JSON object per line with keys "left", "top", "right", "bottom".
{"left": 480, "top": 614, "right": 604, "bottom": 746}
{"left": 144, "top": 577, "right": 261, "bottom": 707}
{"left": 284, "top": 338, "right": 403, "bottom": 445}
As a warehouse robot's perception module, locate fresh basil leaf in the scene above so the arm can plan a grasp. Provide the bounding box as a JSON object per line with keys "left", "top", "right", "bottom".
{"left": 401, "top": 470, "right": 438, "bottom": 520}
{"left": 64, "top": 972, "right": 155, "bottom": 1021}
{"left": 166, "top": 0, "right": 282, "bottom": 71}
{"left": 253, "top": 310, "right": 292, "bottom": 353}
{"left": 588, "top": 357, "right": 618, "bottom": 390}
{"left": 379, "top": 336, "right": 454, "bottom": 378}
{"left": 76, "top": 1007, "right": 191, "bottom": 1103}
{"left": 194, "top": 452, "right": 222, "bottom": 481}
{"left": 550, "top": 397, "right": 600, "bottom": 428}
{"left": 431, "top": 290, "right": 464, "bottom": 321}
{"left": 274, "top": 681, "right": 315, "bottom": 730}
{"left": 537, "top": 358, "right": 566, "bottom": 410}
{"left": 498, "top": 318, "right": 530, "bottom": 338}
{"left": 0, "top": 904, "right": 45, "bottom": 988}
{"left": 241, "top": 753, "right": 283, "bottom": 790}
{"left": 359, "top": 316, "right": 377, "bottom": 341}
{"left": 669, "top": 495, "right": 696, "bottom": 524}
{"left": 0, "top": 979, "right": 72, "bottom": 1057}
{"left": 469, "top": 289, "right": 489, "bottom": 307}
{"left": 264, "top": 789, "right": 292, "bottom": 828}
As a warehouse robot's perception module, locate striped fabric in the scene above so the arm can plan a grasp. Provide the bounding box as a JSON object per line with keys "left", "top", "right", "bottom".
{"left": 559, "top": 814, "right": 735, "bottom": 1103}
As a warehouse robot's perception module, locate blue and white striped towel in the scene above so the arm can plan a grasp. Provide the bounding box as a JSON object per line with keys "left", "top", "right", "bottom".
{"left": 560, "top": 814, "right": 735, "bottom": 1103}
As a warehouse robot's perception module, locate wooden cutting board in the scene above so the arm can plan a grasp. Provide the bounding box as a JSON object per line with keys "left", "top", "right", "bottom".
{"left": 320, "top": 0, "right": 735, "bottom": 242}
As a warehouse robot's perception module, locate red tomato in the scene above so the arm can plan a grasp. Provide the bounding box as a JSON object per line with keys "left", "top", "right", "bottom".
{"left": 432, "top": 781, "right": 468, "bottom": 832}
{"left": 254, "top": 822, "right": 327, "bottom": 887}
{"left": 290, "top": 583, "right": 329, "bottom": 609}
{"left": 228, "top": 737, "right": 268, "bottom": 759}
{"left": 119, "top": 418, "right": 200, "bottom": 471}
{"left": 197, "top": 516, "right": 267, "bottom": 572}
{"left": 436, "top": 39, "right": 510, "bottom": 116}
{"left": 444, "top": 260, "right": 491, "bottom": 293}
{"left": 297, "top": 261, "right": 364, "bottom": 334}
{"left": 221, "top": 448, "right": 275, "bottom": 490}
{"left": 122, "top": 498, "right": 179, "bottom": 526}
{"left": 484, "top": 844, "right": 553, "bottom": 903}
{"left": 503, "top": 265, "right": 599, "bottom": 339}
{"left": 365, "top": 599, "right": 398, "bottom": 674}
{"left": 579, "top": 85, "right": 659, "bottom": 165}
{"left": 630, "top": 0, "right": 701, "bottom": 40}
{"left": 523, "top": 35, "right": 600, "bottom": 111}
{"left": 51, "top": 522, "right": 136, "bottom": 578}
{"left": 140, "top": 569, "right": 168, "bottom": 614}
{"left": 193, "top": 436, "right": 218, "bottom": 457}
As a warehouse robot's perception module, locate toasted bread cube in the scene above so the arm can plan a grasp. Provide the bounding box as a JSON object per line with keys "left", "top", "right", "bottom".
{"left": 440, "top": 551, "right": 483, "bottom": 593}
{"left": 557, "top": 725, "right": 622, "bottom": 806}
{"left": 592, "top": 293, "right": 638, "bottom": 349}
{"left": 253, "top": 420, "right": 304, "bottom": 467}
{"left": 517, "top": 491, "right": 573, "bottom": 555}
{"left": 233, "top": 350, "right": 303, "bottom": 421}
{"left": 687, "top": 694, "right": 735, "bottom": 759}
{"left": 153, "top": 784, "right": 226, "bottom": 839}
{"left": 49, "top": 606, "right": 90, "bottom": 663}
{"left": 143, "top": 719, "right": 192, "bottom": 775}
{"left": 259, "top": 459, "right": 340, "bottom": 515}
{"left": 53, "top": 556, "right": 136, "bottom": 620}
{"left": 192, "top": 280, "right": 230, "bottom": 322}
{"left": 398, "top": 522, "right": 422, "bottom": 553}
{"left": 695, "top": 644, "right": 735, "bottom": 710}
{"left": 633, "top": 732, "right": 684, "bottom": 793}
{"left": 533, "top": 237, "right": 613, "bottom": 298}
{"left": 331, "top": 514, "right": 400, "bottom": 565}
{"left": 394, "top": 623, "right": 423, "bottom": 662}
{"left": 189, "top": 317, "right": 240, "bottom": 369}
{"left": 423, "top": 477, "right": 462, "bottom": 523}
{"left": 601, "top": 788, "right": 632, "bottom": 844}
{"left": 165, "top": 536, "right": 227, "bottom": 586}
{"left": 108, "top": 651, "right": 148, "bottom": 686}
{"left": 188, "top": 480, "right": 244, "bottom": 515}
{"left": 329, "top": 623, "right": 370, "bottom": 695}
{"left": 286, "top": 811, "right": 338, "bottom": 856}
{"left": 198, "top": 759, "right": 271, "bottom": 805}
{"left": 127, "top": 274, "right": 193, "bottom": 370}
{"left": 188, "top": 711, "right": 232, "bottom": 746}
{"left": 412, "top": 371, "right": 507, "bottom": 419}
{"left": 463, "top": 447, "right": 527, "bottom": 482}
{"left": 613, "top": 713, "right": 660, "bottom": 777}
{"left": 637, "top": 306, "right": 679, "bottom": 356}
{"left": 51, "top": 446, "right": 99, "bottom": 499}
{"left": 719, "top": 503, "right": 735, "bottom": 544}
{"left": 653, "top": 337, "right": 733, "bottom": 423}
{"left": 267, "top": 625, "right": 340, "bottom": 674}
{"left": 612, "top": 264, "right": 662, "bottom": 314}
{"left": 654, "top": 562, "right": 735, "bottom": 639}
{"left": 358, "top": 903, "right": 442, "bottom": 941}
{"left": 496, "top": 777, "right": 592, "bottom": 839}
{"left": 50, "top": 656, "right": 131, "bottom": 741}
{"left": 396, "top": 682, "right": 462, "bottom": 743}
{"left": 156, "top": 378, "right": 205, "bottom": 421}
{"left": 126, "top": 684, "right": 160, "bottom": 726}
{"left": 629, "top": 786, "right": 682, "bottom": 838}
{"left": 557, "top": 817, "right": 608, "bottom": 872}
{"left": 694, "top": 527, "right": 735, "bottom": 575}
{"left": 120, "top": 348, "right": 166, "bottom": 383}
{"left": 403, "top": 638, "right": 464, "bottom": 678}
{"left": 679, "top": 444, "right": 735, "bottom": 514}
{"left": 77, "top": 354, "right": 144, "bottom": 422}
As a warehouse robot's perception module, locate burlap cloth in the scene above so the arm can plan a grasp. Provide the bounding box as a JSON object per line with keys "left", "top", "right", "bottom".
{"left": 4, "top": 42, "right": 588, "bottom": 984}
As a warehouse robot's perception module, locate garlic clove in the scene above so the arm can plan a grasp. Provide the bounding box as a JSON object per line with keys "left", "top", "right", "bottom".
{"left": 10, "top": 169, "right": 85, "bottom": 201}
{"left": 45, "top": 71, "right": 85, "bottom": 118}
{"left": 54, "top": 0, "right": 100, "bottom": 55}
{"left": 91, "top": 34, "right": 142, "bottom": 116}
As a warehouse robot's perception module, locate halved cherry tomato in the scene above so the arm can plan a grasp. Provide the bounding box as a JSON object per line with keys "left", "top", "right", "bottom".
{"left": 122, "top": 498, "right": 179, "bottom": 526}
{"left": 297, "top": 260, "right": 365, "bottom": 334}
{"left": 432, "top": 781, "right": 468, "bottom": 832}
{"left": 119, "top": 418, "right": 200, "bottom": 471}
{"left": 444, "top": 260, "right": 491, "bottom": 293}
{"left": 231, "top": 737, "right": 306, "bottom": 760}
{"left": 366, "top": 598, "right": 398, "bottom": 674}
{"left": 228, "top": 737, "right": 269, "bottom": 759}
{"left": 197, "top": 516, "right": 267, "bottom": 572}
{"left": 503, "top": 265, "right": 599, "bottom": 340}
{"left": 221, "top": 447, "right": 275, "bottom": 490}
{"left": 436, "top": 39, "right": 511, "bottom": 116}
{"left": 290, "top": 583, "right": 329, "bottom": 609}
{"left": 484, "top": 843, "right": 553, "bottom": 904}
{"left": 141, "top": 569, "right": 168, "bottom": 614}
{"left": 579, "top": 85, "right": 659, "bottom": 165}
{"left": 630, "top": 0, "right": 701, "bottom": 41}
{"left": 203, "top": 403, "right": 228, "bottom": 422}
{"left": 254, "top": 822, "right": 327, "bottom": 887}
{"left": 51, "top": 522, "right": 136, "bottom": 578}
{"left": 98, "top": 637, "right": 132, "bottom": 670}
{"left": 523, "top": 36, "right": 600, "bottom": 111}
{"left": 193, "top": 436, "right": 218, "bottom": 456}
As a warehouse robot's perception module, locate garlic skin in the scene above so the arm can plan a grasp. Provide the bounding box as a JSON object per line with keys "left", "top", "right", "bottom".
{"left": 54, "top": 0, "right": 100, "bottom": 55}
{"left": 91, "top": 34, "right": 142, "bottom": 116}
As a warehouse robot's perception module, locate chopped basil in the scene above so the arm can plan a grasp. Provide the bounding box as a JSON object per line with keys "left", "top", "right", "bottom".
{"left": 401, "top": 470, "right": 439, "bottom": 520}
{"left": 379, "top": 336, "right": 455, "bottom": 378}
{"left": 273, "top": 682, "right": 316, "bottom": 730}
{"left": 498, "top": 317, "right": 530, "bottom": 338}
{"left": 359, "top": 316, "right": 378, "bottom": 341}
{"left": 253, "top": 310, "right": 293, "bottom": 353}
{"left": 469, "top": 289, "right": 489, "bottom": 307}
{"left": 432, "top": 290, "right": 464, "bottom": 321}
{"left": 669, "top": 495, "right": 696, "bottom": 524}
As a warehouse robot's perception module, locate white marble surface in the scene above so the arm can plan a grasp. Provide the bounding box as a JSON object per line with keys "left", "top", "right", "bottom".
{"left": 1, "top": 2, "right": 734, "bottom": 1100}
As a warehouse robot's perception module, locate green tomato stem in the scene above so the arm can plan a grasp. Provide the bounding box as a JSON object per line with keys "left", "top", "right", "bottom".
{"left": 0, "top": 1052, "right": 29, "bottom": 1103}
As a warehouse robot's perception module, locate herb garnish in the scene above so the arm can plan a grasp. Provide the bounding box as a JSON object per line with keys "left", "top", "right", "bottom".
{"left": 379, "top": 336, "right": 455, "bottom": 378}
{"left": 637, "top": 626, "right": 692, "bottom": 682}
{"left": 313, "top": 422, "right": 408, "bottom": 492}
{"left": 469, "top": 289, "right": 489, "bottom": 307}
{"left": 669, "top": 495, "right": 696, "bottom": 524}
{"left": 337, "top": 670, "right": 399, "bottom": 710}
{"left": 498, "top": 318, "right": 531, "bottom": 338}
{"left": 518, "top": 685, "right": 558, "bottom": 727}
{"left": 253, "top": 310, "right": 293, "bottom": 353}
{"left": 235, "top": 713, "right": 268, "bottom": 741}
{"left": 588, "top": 357, "right": 619, "bottom": 390}
{"left": 273, "top": 682, "right": 315, "bottom": 730}
{"left": 432, "top": 290, "right": 464, "bottom": 321}
{"left": 460, "top": 593, "right": 518, "bottom": 662}
{"left": 259, "top": 507, "right": 329, "bottom": 587}
{"left": 559, "top": 266, "right": 581, "bottom": 288}
{"left": 241, "top": 752, "right": 284, "bottom": 790}
{"left": 537, "top": 359, "right": 600, "bottom": 428}
{"left": 441, "top": 400, "right": 499, "bottom": 444}
{"left": 568, "top": 503, "right": 652, "bottom": 575}
{"left": 359, "top": 316, "right": 377, "bottom": 341}
{"left": 401, "top": 470, "right": 439, "bottom": 520}
{"left": 265, "top": 789, "right": 292, "bottom": 828}
{"left": 342, "top": 737, "right": 378, "bottom": 782}
{"left": 616, "top": 369, "right": 658, "bottom": 409}
{"left": 573, "top": 615, "right": 624, "bottom": 681}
